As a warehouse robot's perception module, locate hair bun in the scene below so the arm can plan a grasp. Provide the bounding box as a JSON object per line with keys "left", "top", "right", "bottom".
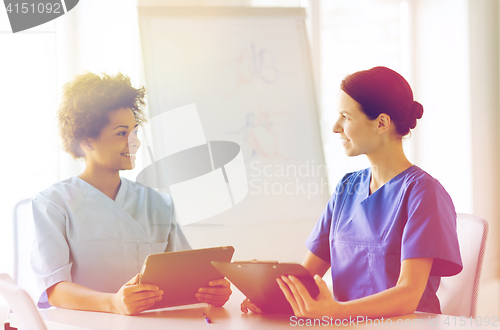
{"left": 412, "top": 101, "right": 424, "bottom": 120}
{"left": 341, "top": 66, "right": 423, "bottom": 136}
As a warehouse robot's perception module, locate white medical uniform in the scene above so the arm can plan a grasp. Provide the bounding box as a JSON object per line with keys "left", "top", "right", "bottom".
{"left": 31, "top": 176, "right": 191, "bottom": 307}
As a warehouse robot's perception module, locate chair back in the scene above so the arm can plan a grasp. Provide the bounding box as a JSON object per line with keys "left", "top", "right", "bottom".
{"left": 12, "top": 198, "right": 38, "bottom": 303}
{"left": 0, "top": 273, "right": 47, "bottom": 330}
{"left": 436, "top": 213, "right": 488, "bottom": 318}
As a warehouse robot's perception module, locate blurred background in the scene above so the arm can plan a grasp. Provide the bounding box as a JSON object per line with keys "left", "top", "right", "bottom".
{"left": 0, "top": 0, "right": 498, "bottom": 316}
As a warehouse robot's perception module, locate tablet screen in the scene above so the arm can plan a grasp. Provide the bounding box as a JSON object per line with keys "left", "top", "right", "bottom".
{"left": 140, "top": 246, "right": 234, "bottom": 309}
{"left": 212, "top": 261, "right": 319, "bottom": 313}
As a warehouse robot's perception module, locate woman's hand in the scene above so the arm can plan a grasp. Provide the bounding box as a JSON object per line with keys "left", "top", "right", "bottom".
{"left": 277, "top": 274, "right": 340, "bottom": 318}
{"left": 240, "top": 298, "right": 262, "bottom": 314}
{"left": 111, "top": 274, "right": 163, "bottom": 315}
{"left": 195, "top": 278, "right": 232, "bottom": 307}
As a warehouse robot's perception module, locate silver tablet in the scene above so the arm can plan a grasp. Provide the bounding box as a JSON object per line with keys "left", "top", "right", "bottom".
{"left": 139, "top": 246, "right": 234, "bottom": 309}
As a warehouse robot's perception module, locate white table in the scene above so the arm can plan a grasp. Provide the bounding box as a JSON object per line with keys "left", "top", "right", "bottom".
{"left": 11, "top": 289, "right": 492, "bottom": 329}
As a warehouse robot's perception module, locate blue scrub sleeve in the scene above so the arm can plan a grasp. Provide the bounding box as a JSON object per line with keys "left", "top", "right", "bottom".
{"left": 305, "top": 192, "right": 336, "bottom": 263}
{"left": 31, "top": 197, "right": 73, "bottom": 308}
{"left": 401, "top": 179, "right": 463, "bottom": 277}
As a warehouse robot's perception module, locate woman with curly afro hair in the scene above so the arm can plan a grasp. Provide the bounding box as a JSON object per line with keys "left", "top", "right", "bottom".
{"left": 31, "top": 72, "right": 231, "bottom": 315}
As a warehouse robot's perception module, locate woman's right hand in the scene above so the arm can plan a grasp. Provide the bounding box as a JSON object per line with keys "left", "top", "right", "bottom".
{"left": 240, "top": 297, "right": 263, "bottom": 314}
{"left": 111, "top": 274, "right": 163, "bottom": 315}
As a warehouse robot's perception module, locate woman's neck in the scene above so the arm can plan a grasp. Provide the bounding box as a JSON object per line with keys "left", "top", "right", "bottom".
{"left": 78, "top": 163, "right": 121, "bottom": 200}
{"left": 366, "top": 140, "right": 413, "bottom": 195}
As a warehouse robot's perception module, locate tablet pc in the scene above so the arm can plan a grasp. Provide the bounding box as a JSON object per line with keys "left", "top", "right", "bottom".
{"left": 139, "top": 246, "right": 234, "bottom": 309}
{"left": 211, "top": 261, "right": 319, "bottom": 313}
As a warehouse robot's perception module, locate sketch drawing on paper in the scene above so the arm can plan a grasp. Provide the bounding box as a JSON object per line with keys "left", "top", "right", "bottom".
{"left": 220, "top": 42, "right": 279, "bottom": 97}
{"left": 228, "top": 105, "right": 292, "bottom": 162}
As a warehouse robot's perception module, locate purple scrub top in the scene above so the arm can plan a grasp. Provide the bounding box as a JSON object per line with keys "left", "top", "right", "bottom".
{"left": 306, "top": 165, "right": 462, "bottom": 313}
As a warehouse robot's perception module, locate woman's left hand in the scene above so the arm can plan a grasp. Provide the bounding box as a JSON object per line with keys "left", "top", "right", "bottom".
{"left": 277, "top": 274, "right": 340, "bottom": 318}
{"left": 196, "top": 278, "right": 232, "bottom": 307}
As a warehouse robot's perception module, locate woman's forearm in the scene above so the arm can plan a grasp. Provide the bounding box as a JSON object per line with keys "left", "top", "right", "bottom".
{"left": 280, "top": 257, "right": 433, "bottom": 320}
{"left": 336, "top": 283, "right": 423, "bottom": 319}
{"left": 335, "top": 257, "right": 434, "bottom": 319}
{"left": 47, "top": 281, "right": 115, "bottom": 313}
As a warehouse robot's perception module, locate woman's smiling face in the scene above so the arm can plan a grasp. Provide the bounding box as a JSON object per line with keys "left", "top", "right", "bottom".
{"left": 83, "top": 107, "right": 141, "bottom": 171}
{"left": 332, "top": 90, "right": 379, "bottom": 157}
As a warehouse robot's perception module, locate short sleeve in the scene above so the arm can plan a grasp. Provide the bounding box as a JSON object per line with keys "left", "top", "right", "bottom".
{"left": 401, "top": 179, "right": 463, "bottom": 276}
{"left": 165, "top": 199, "right": 191, "bottom": 252}
{"left": 31, "top": 196, "right": 73, "bottom": 307}
{"left": 305, "top": 191, "right": 336, "bottom": 263}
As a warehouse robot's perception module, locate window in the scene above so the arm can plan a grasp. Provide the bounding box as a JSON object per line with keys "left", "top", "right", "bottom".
{"left": 0, "top": 17, "right": 59, "bottom": 274}
{"left": 319, "top": 0, "right": 411, "bottom": 188}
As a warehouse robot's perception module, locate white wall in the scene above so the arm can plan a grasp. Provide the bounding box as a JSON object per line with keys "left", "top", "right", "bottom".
{"left": 0, "top": 20, "right": 59, "bottom": 276}
{"left": 411, "top": 0, "right": 500, "bottom": 316}
{"left": 183, "top": 221, "right": 316, "bottom": 263}
{"left": 468, "top": 0, "right": 500, "bottom": 280}
{"left": 468, "top": 0, "right": 500, "bottom": 317}
{"left": 411, "top": 0, "right": 472, "bottom": 214}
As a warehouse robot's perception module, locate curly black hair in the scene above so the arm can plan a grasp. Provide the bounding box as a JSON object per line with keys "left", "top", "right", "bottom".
{"left": 57, "top": 72, "right": 147, "bottom": 158}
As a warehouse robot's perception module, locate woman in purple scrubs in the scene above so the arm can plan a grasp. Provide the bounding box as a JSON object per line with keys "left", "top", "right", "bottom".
{"left": 242, "top": 66, "right": 462, "bottom": 318}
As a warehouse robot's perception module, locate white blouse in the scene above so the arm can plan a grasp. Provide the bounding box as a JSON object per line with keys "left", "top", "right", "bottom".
{"left": 31, "top": 176, "right": 191, "bottom": 307}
